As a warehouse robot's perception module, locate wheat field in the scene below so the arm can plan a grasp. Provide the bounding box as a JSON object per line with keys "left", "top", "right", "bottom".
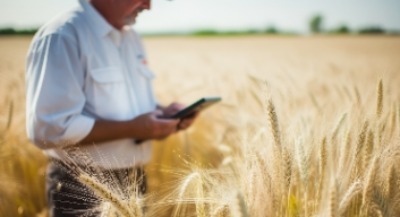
{"left": 0, "top": 36, "right": 399, "bottom": 217}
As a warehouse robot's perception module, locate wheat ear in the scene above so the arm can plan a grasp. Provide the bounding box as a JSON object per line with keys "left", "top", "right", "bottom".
{"left": 172, "top": 172, "right": 201, "bottom": 217}
{"left": 354, "top": 121, "right": 369, "bottom": 177}
{"left": 128, "top": 197, "right": 143, "bottom": 217}
{"left": 362, "top": 157, "right": 379, "bottom": 207}
{"left": 231, "top": 192, "right": 249, "bottom": 217}
{"left": 339, "top": 130, "right": 352, "bottom": 173}
{"left": 385, "top": 165, "right": 398, "bottom": 204}
{"left": 376, "top": 79, "right": 383, "bottom": 118}
{"left": 331, "top": 113, "right": 347, "bottom": 141}
{"left": 78, "top": 174, "right": 133, "bottom": 217}
{"left": 6, "top": 100, "right": 13, "bottom": 130}
{"left": 320, "top": 137, "right": 327, "bottom": 177}
{"left": 363, "top": 130, "right": 374, "bottom": 171}
{"left": 339, "top": 180, "right": 362, "bottom": 215}
{"left": 330, "top": 179, "right": 338, "bottom": 217}
{"left": 354, "top": 86, "right": 362, "bottom": 107}
{"left": 282, "top": 147, "right": 292, "bottom": 190}
{"left": 318, "top": 137, "right": 327, "bottom": 200}
{"left": 212, "top": 205, "right": 229, "bottom": 217}
{"left": 255, "top": 152, "right": 269, "bottom": 184}
{"left": 267, "top": 99, "right": 282, "bottom": 153}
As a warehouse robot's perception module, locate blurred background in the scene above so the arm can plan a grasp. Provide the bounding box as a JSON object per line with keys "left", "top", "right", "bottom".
{"left": 0, "top": 0, "right": 400, "bottom": 35}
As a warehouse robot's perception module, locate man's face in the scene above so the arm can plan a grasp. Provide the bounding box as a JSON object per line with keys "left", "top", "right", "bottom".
{"left": 119, "top": 0, "right": 151, "bottom": 25}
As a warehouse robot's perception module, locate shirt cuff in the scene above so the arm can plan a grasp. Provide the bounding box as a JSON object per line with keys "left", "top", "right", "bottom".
{"left": 61, "top": 115, "right": 95, "bottom": 146}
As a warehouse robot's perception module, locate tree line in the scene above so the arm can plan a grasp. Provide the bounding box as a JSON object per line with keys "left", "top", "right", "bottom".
{"left": 0, "top": 14, "right": 398, "bottom": 36}
{"left": 308, "top": 14, "right": 391, "bottom": 35}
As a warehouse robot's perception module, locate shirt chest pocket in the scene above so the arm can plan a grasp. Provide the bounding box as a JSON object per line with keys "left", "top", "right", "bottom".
{"left": 90, "top": 67, "right": 124, "bottom": 83}
{"left": 87, "top": 67, "right": 131, "bottom": 119}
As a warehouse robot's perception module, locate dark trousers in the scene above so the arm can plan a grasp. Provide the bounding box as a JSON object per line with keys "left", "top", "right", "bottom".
{"left": 46, "top": 160, "right": 147, "bottom": 217}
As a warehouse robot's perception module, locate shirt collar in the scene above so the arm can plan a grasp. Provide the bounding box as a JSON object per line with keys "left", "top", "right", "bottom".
{"left": 79, "top": 0, "right": 114, "bottom": 37}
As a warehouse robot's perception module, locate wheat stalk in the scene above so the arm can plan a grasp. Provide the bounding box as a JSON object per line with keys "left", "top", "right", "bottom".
{"left": 195, "top": 175, "right": 206, "bottom": 217}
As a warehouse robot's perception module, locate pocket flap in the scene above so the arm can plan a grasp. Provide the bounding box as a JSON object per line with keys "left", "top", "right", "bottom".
{"left": 90, "top": 67, "right": 124, "bottom": 83}
{"left": 138, "top": 64, "right": 155, "bottom": 80}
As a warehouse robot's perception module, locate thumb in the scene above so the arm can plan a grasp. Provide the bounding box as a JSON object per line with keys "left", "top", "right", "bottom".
{"left": 153, "top": 109, "right": 164, "bottom": 117}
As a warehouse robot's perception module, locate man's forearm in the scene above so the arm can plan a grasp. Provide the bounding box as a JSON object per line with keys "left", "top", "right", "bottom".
{"left": 77, "top": 109, "right": 180, "bottom": 147}
{"left": 79, "top": 119, "right": 145, "bottom": 146}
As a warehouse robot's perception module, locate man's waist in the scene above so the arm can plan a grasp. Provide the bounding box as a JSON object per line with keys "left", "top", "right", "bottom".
{"left": 43, "top": 139, "right": 153, "bottom": 169}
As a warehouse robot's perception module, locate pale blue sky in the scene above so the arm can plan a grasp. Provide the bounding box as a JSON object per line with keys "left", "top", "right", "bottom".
{"left": 0, "top": 0, "right": 399, "bottom": 33}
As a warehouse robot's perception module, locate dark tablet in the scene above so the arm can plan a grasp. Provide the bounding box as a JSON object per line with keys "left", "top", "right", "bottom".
{"left": 167, "top": 97, "right": 221, "bottom": 119}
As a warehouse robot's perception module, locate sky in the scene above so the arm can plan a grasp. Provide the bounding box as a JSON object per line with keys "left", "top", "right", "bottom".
{"left": 0, "top": 0, "right": 399, "bottom": 33}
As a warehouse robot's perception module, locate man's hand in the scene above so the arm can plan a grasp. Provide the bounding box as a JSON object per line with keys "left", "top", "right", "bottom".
{"left": 159, "top": 102, "right": 185, "bottom": 117}
{"left": 159, "top": 102, "right": 199, "bottom": 131}
{"left": 133, "top": 110, "right": 180, "bottom": 140}
{"left": 177, "top": 112, "right": 198, "bottom": 130}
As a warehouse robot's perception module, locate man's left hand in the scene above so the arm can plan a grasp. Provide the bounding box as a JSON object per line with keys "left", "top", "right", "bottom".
{"left": 160, "top": 102, "right": 199, "bottom": 130}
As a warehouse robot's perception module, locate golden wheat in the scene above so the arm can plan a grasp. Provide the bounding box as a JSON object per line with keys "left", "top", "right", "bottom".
{"left": 376, "top": 79, "right": 383, "bottom": 118}
{"left": 78, "top": 174, "right": 138, "bottom": 217}
{"left": 1, "top": 36, "right": 400, "bottom": 217}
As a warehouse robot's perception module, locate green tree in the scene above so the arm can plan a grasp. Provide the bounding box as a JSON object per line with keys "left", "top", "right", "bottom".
{"left": 265, "top": 26, "right": 279, "bottom": 34}
{"left": 359, "top": 26, "right": 385, "bottom": 34}
{"left": 309, "top": 14, "right": 323, "bottom": 34}
{"left": 331, "top": 25, "right": 351, "bottom": 34}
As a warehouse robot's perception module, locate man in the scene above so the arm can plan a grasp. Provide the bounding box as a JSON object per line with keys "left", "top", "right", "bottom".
{"left": 25, "top": 0, "right": 196, "bottom": 216}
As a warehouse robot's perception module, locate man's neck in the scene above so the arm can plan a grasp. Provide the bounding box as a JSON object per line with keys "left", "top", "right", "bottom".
{"left": 89, "top": 0, "right": 124, "bottom": 30}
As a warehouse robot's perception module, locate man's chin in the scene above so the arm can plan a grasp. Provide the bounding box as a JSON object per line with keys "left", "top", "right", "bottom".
{"left": 123, "top": 17, "right": 137, "bottom": 26}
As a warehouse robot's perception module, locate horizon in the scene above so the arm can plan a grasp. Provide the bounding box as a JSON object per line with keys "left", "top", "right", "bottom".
{"left": 0, "top": 0, "right": 399, "bottom": 34}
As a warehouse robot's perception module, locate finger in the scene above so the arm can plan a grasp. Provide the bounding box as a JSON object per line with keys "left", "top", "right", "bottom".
{"left": 177, "top": 120, "right": 190, "bottom": 130}
{"left": 159, "top": 119, "right": 180, "bottom": 132}
{"left": 180, "top": 115, "right": 196, "bottom": 126}
{"left": 170, "top": 102, "right": 185, "bottom": 110}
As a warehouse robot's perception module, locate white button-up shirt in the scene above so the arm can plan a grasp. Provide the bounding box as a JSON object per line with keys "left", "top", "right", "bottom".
{"left": 26, "top": 0, "right": 158, "bottom": 169}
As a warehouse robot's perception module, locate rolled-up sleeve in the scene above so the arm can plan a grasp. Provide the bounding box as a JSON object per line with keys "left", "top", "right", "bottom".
{"left": 26, "top": 32, "right": 95, "bottom": 149}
